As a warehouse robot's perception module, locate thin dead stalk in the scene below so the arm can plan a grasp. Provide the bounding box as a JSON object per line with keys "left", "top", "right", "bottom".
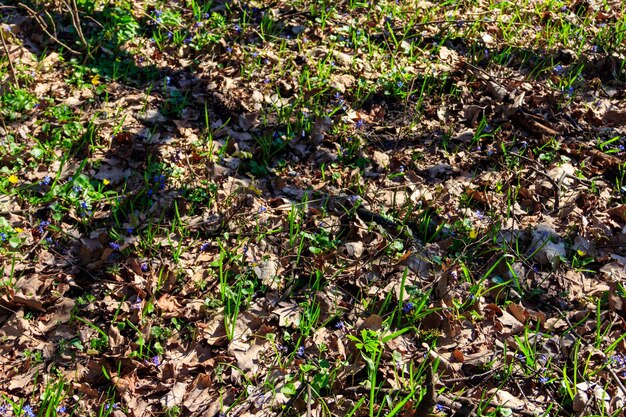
{"left": 18, "top": 2, "right": 81, "bottom": 55}
{"left": 0, "top": 25, "right": 19, "bottom": 88}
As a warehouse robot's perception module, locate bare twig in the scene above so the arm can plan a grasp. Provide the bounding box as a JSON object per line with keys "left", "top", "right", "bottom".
{"left": 0, "top": 25, "right": 19, "bottom": 88}
{"left": 555, "top": 308, "right": 626, "bottom": 402}
{"left": 18, "top": 2, "right": 81, "bottom": 55}
{"left": 64, "top": 0, "right": 90, "bottom": 55}
{"left": 509, "top": 152, "right": 561, "bottom": 214}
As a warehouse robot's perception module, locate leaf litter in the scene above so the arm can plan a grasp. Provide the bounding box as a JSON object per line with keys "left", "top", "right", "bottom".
{"left": 0, "top": 0, "right": 626, "bottom": 416}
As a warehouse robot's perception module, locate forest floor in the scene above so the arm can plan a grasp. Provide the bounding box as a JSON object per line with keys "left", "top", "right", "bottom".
{"left": 1, "top": 0, "right": 626, "bottom": 416}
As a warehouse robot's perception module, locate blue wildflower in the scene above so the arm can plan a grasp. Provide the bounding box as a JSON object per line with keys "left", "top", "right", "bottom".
{"left": 40, "top": 176, "right": 51, "bottom": 186}
{"left": 23, "top": 404, "right": 35, "bottom": 417}
{"left": 297, "top": 346, "right": 305, "bottom": 357}
{"left": 539, "top": 376, "right": 549, "bottom": 384}
{"left": 131, "top": 297, "right": 142, "bottom": 310}
{"left": 553, "top": 64, "right": 564, "bottom": 74}
{"left": 200, "top": 242, "right": 210, "bottom": 251}
{"left": 0, "top": 233, "right": 6, "bottom": 241}
{"left": 109, "top": 242, "right": 120, "bottom": 251}
{"left": 141, "top": 263, "right": 149, "bottom": 272}
{"left": 402, "top": 302, "right": 415, "bottom": 314}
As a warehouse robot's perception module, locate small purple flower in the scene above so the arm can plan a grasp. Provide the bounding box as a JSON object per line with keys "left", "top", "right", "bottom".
{"left": 141, "top": 263, "right": 149, "bottom": 272}
{"left": 563, "top": 86, "right": 574, "bottom": 96}
{"left": 355, "top": 119, "right": 364, "bottom": 129}
{"left": 296, "top": 346, "right": 305, "bottom": 357}
{"left": 402, "top": 302, "right": 415, "bottom": 314}
{"left": 72, "top": 185, "right": 82, "bottom": 193}
{"left": 57, "top": 405, "right": 67, "bottom": 413}
{"left": 23, "top": 404, "right": 35, "bottom": 417}
{"left": 475, "top": 210, "right": 485, "bottom": 220}
{"left": 131, "top": 297, "right": 142, "bottom": 310}
{"left": 0, "top": 232, "right": 7, "bottom": 241}
{"left": 257, "top": 206, "right": 267, "bottom": 214}
{"left": 226, "top": 46, "right": 233, "bottom": 53}
{"left": 184, "top": 36, "right": 193, "bottom": 44}
{"left": 109, "top": 242, "right": 120, "bottom": 251}
{"left": 80, "top": 201, "right": 89, "bottom": 210}
{"left": 553, "top": 64, "right": 564, "bottom": 75}
{"left": 200, "top": 242, "right": 211, "bottom": 251}
{"left": 335, "top": 321, "right": 345, "bottom": 330}
{"left": 154, "top": 9, "right": 162, "bottom": 17}
{"left": 151, "top": 355, "right": 160, "bottom": 366}
{"left": 153, "top": 174, "right": 166, "bottom": 189}
{"left": 539, "top": 376, "right": 549, "bottom": 384}
{"left": 126, "top": 227, "right": 134, "bottom": 235}
{"left": 434, "top": 404, "right": 445, "bottom": 413}
{"left": 40, "top": 175, "right": 51, "bottom": 186}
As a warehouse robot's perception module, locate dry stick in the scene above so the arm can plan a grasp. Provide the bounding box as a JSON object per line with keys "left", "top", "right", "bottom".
{"left": 555, "top": 307, "right": 626, "bottom": 402}
{"left": 0, "top": 27, "right": 19, "bottom": 89}
{"left": 18, "top": 3, "right": 80, "bottom": 55}
{"left": 64, "top": 0, "right": 89, "bottom": 56}
{"left": 509, "top": 152, "right": 561, "bottom": 214}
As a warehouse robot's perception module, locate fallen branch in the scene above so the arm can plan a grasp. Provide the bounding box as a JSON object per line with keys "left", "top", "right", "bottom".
{"left": 18, "top": 2, "right": 81, "bottom": 55}
{"left": 0, "top": 25, "right": 19, "bottom": 88}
